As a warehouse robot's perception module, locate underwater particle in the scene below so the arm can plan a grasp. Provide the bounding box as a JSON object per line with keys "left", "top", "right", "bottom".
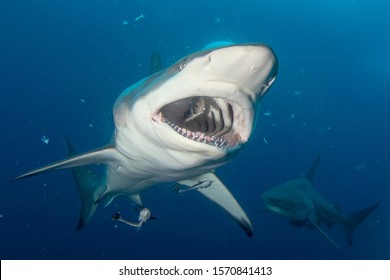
{"left": 355, "top": 163, "right": 367, "bottom": 171}
{"left": 263, "top": 110, "right": 272, "bottom": 116}
{"left": 134, "top": 14, "right": 146, "bottom": 21}
{"left": 41, "top": 135, "right": 49, "bottom": 144}
{"left": 294, "top": 90, "right": 301, "bottom": 95}
{"left": 122, "top": 20, "right": 129, "bottom": 25}
{"left": 80, "top": 98, "right": 86, "bottom": 103}
{"left": 263, "top": 137, "right": 268, "bottom": 144}
{"left": 290, "top": 112, "right": 295, "bottom": 119}
{"left": 215, "top": 16, "right": 221, "bottom": 23}
{"left": 0, "top": 214, "right": 3, "bottom": 218}
{"left": 89, "top": 123, "right": 93, "bottom": 128}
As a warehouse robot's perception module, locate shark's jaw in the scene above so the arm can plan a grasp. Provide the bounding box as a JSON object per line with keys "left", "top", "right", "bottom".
{"left": 263, "top": 197, "right": 308, "bottom": 220}
{"left": 115, "top": 44, "right": 278, "bottom": 166}
{"left": 155, "top": 95, "right": 246, "bottom": 150}
{"left": 263, "top": 185, "right": 311, "bottom": 221}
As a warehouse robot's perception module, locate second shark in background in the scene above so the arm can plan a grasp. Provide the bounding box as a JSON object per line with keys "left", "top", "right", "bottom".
{"left": 262, "top": 156, "right": 381, "bottom": 249}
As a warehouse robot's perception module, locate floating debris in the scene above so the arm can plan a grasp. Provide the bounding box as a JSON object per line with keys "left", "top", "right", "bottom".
{"left": 290, "top": 112, "right": 295, "bottom": 119}
{"left": 80, "top": 98, "right": 86, "bottom": 103}
{"left": 294, "top": 90, "right": 301, "bottom": 95}
{"left": 263, "top": 137, "right": 268, "bottom": 144}
{"left": 122, "top": 20, "right": 129, "bottom": 25}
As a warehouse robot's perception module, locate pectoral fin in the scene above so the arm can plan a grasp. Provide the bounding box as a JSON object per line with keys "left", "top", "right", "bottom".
{"left": 178, "top": 173, "right": 253, "bottom": 237}
{"left": 309, "top": 217, "right": 342, "bottom": 250}
{"left": 13, "top": 145, "right": 126, "bottom": 181}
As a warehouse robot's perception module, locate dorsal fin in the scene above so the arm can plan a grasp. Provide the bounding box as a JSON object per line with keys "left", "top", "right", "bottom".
{"left": 150, "top": 52, "right": 162, "bottom": 74}
{"left": 305, "top": 155, "right": 321, "bottom": 181}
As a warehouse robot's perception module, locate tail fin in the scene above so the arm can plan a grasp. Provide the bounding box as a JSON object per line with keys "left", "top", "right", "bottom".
{"left": 65, "top": 137, "right": 107, "bottom": 229}
{"left": 343, "top": 201, "right": 381, "bottom": 246}
{"left": 305, "top": 155, "right": 321, "bottom": 181}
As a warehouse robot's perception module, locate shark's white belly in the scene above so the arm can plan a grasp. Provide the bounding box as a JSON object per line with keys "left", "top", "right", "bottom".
{"left": 104, "top": 147, "right": 228, "bottom": 194}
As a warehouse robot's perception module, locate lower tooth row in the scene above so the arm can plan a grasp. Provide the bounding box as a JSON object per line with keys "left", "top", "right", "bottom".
{"left": 166, "top": 121, "right": 228, "bottom": 148}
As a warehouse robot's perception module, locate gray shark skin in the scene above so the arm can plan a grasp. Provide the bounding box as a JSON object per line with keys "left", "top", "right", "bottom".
{"left": 263, "top": 156, "right": 381, "bottom": 248}
{"left": 13, "top": 42, "right": 278, "bottom": 237}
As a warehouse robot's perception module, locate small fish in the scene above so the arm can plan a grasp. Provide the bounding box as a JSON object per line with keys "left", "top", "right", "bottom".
{"left": 112, "top": 207, "right": 156, "bottom": 229}
{"left": 263, "top": 110, "right": 272, "bottom": 116}
{"left": 174, "top": 180, "right": 213, "bottom": 194}
{"left": 134, "top": 14, "right": 146, "bottom": 21}
{"left": 41, "top": 135, "right": 49, "bottom": 144}
{"left": 137, "top": 208, "right": 154, "bottom": 224}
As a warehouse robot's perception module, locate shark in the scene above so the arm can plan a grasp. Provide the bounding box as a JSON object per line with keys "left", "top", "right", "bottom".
{"left": 13, "top": 42, "right": 278, "bottom": 237}
{"left": 262, "top": 156, "right": 381, "bottom": 248}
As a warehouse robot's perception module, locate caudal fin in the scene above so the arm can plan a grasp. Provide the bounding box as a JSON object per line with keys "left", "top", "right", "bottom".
{"left": 343, "top": 201, "right": 381, "bottom": 246}
{"left": 65, "top": 137, "right": 107, "bottom": 229}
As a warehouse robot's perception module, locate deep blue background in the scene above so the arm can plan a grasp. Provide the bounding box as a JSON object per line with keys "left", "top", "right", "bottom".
{"left": 1, "top": 0, "right": 389, "bottom": 259}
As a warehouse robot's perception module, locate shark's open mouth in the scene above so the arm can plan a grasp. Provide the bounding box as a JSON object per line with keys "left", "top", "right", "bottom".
{"left": 156, "top": 96, "right": 244, "bottom": 150}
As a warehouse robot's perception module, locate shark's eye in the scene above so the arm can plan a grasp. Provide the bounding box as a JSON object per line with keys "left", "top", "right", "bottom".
{"left": 179, "top": 59, "right": 187, "bottom": 70}
{"left": 112, "top": 212, "right": 121, "bottom": 220}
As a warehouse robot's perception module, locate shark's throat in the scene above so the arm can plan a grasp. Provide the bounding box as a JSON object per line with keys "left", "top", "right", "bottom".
{"left": 158, "top": 96, "right": 243, "bottom": 150}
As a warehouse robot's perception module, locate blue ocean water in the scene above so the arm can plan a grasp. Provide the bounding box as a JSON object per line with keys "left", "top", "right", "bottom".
{"left": 1, "top": 0, "right": 389, "bottom": 260}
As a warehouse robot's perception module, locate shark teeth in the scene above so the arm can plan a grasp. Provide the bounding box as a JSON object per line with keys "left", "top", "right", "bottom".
{"left": 164, "top": 119, "right": 229, "bottom": 150}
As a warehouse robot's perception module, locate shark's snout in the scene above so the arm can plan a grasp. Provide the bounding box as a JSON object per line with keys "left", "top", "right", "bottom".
{"left": 206, "top": 44, "right": 278, "bottom": 97}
